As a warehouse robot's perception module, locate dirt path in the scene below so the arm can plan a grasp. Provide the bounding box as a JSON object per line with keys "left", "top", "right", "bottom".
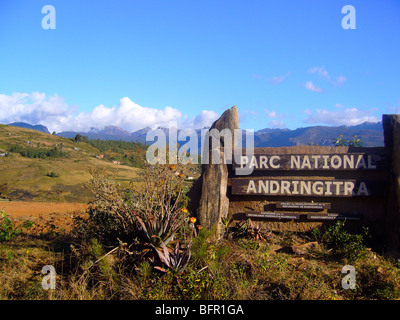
{"left": 0, "top": 201, "right": 88, "bottom": 217}
{"left": 0, "top": 201, "right": 89, "bottom": 235}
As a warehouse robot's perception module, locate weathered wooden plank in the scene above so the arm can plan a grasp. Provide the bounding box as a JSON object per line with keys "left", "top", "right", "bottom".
{"left": 245, "top": 211, "right": 361, "bottom": 220}
{"left": 276, "top": 201, "right": 331, "bottom": 210}
{"left": 246, "top": 211, "right": 300, "bottom": 219}
{"left": 233, "top": 153, "right": 387, "bottom": 171}
{"left": 306, "top": 213, "right": 361, "bottom": 221}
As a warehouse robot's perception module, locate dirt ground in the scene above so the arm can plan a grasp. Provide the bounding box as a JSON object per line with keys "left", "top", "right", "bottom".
{"left": 0, "top": 201, "right": 89, "bottom": 235}
{"left": 0, "top": 202, "right": 87, "bottom": 217}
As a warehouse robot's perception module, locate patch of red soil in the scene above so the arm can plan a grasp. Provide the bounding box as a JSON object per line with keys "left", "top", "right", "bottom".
{"left": 0, "top": 201, "right": 89, "bottom": 235}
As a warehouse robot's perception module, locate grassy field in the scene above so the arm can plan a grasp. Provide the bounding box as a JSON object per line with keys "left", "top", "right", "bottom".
{"left": 0, "top": 124, "right": 142, "bottom": 203}
{"left": 1, "top": 221, "right": 400, "bottom": 300}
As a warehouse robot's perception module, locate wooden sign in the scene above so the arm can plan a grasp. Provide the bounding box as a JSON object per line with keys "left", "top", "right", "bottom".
{"left": 306, "top": 213, "right": 361, "bottom": 221}
{"left": 245, "top": 211, "right": 360, "bottom": 221}
{"left": 246, "top": 212, "right": 300, "bottom": 220}
{"left": 276, "top": 201, "right": 331, "bottom": 210}
{"left": 230, "top": 147, "right": 388, "bottom": 224}
{"left": 232, "top": 177, "right": 382, "bottom": 197}
{"left": 233, "top": 152, "right": 386, "bottom": 171}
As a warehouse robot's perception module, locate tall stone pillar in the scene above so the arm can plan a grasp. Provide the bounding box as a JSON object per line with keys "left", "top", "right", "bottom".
{"left": 197, "top": 106, "right": 239, "bottom": 239}
{"left": 383, "top": 114, "right": 400, "bottom": 253}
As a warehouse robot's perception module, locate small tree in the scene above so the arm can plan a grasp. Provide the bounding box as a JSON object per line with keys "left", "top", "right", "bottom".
{"left": 74, "top": 134, "right": 88, "bottom": 143}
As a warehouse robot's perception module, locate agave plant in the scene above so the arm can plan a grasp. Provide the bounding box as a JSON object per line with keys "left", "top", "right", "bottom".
{"left": 221, "top": 212, "right": 233, "bottom": 236}
{"left": 132, "top": 209, "right": 184, "bottom": 248}
{"left": 231, "top": 218, "right": 270, "bottom": 241}
{"left": 154, "top": 240, "right": 191, "bottom": 274}
{"left": 248, "top": 219, "right": 264, "bottom": 240}
{"left": 248, "top": 219, "right": 271, "bottom": 241}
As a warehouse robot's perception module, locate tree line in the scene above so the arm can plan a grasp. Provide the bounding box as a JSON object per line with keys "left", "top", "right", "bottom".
{"left": 9, "top": 145, "right": 67, "bottom": 159}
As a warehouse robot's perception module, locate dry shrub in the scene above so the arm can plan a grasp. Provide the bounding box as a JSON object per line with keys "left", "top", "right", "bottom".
{"left": 83, "top": 162, "right": 189, "bottom": 245}
{"left": 70, "top": 159, "right": 194, "bottom": 288}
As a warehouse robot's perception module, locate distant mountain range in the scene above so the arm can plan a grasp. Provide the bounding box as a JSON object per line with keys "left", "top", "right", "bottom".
{"left": 56, "top": 122, "right": 385, "bottom": 147}
{"left": 6, "top": 122, "right": 50, "bottom": 134}
{"left": 59, "top": 125, "right": 141, "bottom": 142}
{"left": 252, "top": 122, "right": 384, "bottom": 147}
{"left": 5, "top": 121, "right": 384, "bottom": 147}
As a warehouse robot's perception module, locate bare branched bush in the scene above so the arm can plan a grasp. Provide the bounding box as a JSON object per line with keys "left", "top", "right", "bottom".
{"left": 129, "top": 161, "right": 188, "bottom": 249}
{"left": 80, "top": 156, "right": 194, "bottom": 274}
{"left": 83, "top": 167, "right": 134, "bottom": 243}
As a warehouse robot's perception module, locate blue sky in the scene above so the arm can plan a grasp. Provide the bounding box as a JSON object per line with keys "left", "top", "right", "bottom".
{"left": 0, "top": 0, "right": 399, "bottom": 133}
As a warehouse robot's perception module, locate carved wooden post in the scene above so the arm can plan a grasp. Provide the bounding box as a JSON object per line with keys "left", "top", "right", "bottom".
{"left": 383, "top": 114, "right": 400, "bottom": 253}
{"left": 197, "top": 106, "right": 239, "bottom": 239}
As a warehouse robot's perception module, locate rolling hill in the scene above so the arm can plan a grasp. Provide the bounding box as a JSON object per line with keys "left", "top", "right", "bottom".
{"left": 0, "top": 124, "right": 142, "bottom": 203}
{"left": 7, "top": 122, "right": 51, "bottom": 134}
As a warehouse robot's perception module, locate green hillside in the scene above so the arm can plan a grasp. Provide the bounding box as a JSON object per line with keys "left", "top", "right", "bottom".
{"left": 0, "top": 124, "right": 142, "bottom": 203}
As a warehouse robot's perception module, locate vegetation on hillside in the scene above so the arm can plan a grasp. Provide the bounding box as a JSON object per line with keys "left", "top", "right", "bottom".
{"left": 9, "top": 145, "right": 67, "bottom": 159}
{"left": 84, "top": 137, "right": 147, "bottom": 168}
{"left": 332, "top": 134, "right": 363, "bottom": 147}
{"left": 0, "top": 125, "right": 144, "bottom": 202}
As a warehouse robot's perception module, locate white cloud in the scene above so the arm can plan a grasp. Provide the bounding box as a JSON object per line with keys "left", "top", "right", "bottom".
{"left": 185, "top": 110, "right": 219, "bottom": 129}
{"left": 304, "top": 81, "right": 323, "bottom": 93}
{"left": 265, "top": 109, "right": 286, "bottom": 127}
{"left": 308, "top": 66, "right": 347, "bottom": 88}
{"left": 308, "top": 66, "right": 330, "bottom": 80}
{"left": 111, "top": 97, "right": 182, "bottom": 131}
{"left": 265, "top": 109, "right": 285, "bottom": 119}
{"left": 333, "top": 75, "right": 347, "bottom": 87}
{"left": 269, "top": 119, "right": 286, "bottom": 128}
{"left": 0, "top": 92, "right": 74, "bottom": 132}
{"left": 0, "top": 92, "right": 219, "bottom": 133}
{"left": 303, "top": 107, "right": 379, "bottom": 126}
